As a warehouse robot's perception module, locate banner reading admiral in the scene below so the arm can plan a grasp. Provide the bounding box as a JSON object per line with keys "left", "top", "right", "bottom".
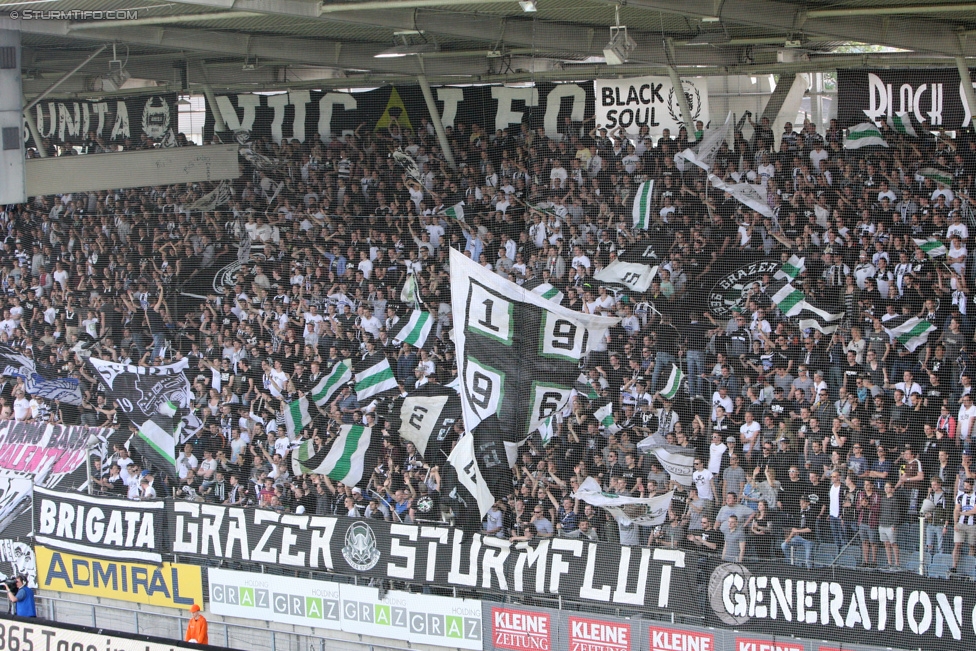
{"left": 169, "top": 501, "right": 697, "bottom": 612}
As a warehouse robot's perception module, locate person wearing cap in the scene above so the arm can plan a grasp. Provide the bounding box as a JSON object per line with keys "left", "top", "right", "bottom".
{"left": 5, "top": 573, "right": 34, "bottom": 617}
{"left": 185, "top": 604, "right": 208, "bottom": 644}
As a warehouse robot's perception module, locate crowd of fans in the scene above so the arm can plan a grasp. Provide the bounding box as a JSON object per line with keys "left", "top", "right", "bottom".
{"left": 6, "top": 107, "right": 976, "bottom": 576}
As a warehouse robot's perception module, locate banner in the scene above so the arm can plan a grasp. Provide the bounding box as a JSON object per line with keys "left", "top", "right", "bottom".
{"left": 837, "top": 68, "right": 976, "bottom": 129}
{"left": 168, "top": 502, "right": 696, "bottom": 611}
{"left": 204, "top": 84, "right": 595, "bottom": 143}
{"left": 25, "top": 93, "right": 178, "bottom": 149}
{"left": 0, "top": 616, "right": 229, "bottom": 651}
{"left": 0, "top": 345, "right": 81, "bottom": 405}
{"left": 33, "top": 486, "right": 166, "bottom": 563}
{"left": 0, "top": 421, "right": 103, "bottom": 536}
{"left": 36, "top": 545, "right": 202, "bottom": 610}
{"left": 594, "top": 76, "right": 709, "bottom": 140}
{"left": 209, "top": 567, "right": 483, "bottom": 649}
{"left": 705, "top": 559, "right": 976, "bottom": 649}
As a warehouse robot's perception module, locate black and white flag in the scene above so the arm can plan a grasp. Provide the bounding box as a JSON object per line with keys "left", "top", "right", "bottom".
{"left": 449, "top": 248, "right": 618, "bottom": 440}
{"left": 388, "top": 382, "right": 461, "bottom": 461}
{"left": 0, "top": 346, "right": 82, "bottom": 405}
{"left": 86, "top": 358, "right": 200, "bottom": 479}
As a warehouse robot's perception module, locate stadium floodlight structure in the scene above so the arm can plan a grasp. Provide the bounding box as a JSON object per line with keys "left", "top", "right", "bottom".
{"left": 603, "top": 5, "right": 636, "bottom": 65}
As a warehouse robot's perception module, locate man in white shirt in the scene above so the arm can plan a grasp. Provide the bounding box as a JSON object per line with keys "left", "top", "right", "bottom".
{"left": 959, "top": 394, "right": 976, "bottom": 443}
{"left": 739, "top": 411, "right": 761, "bottom": 458}
{"left": 12, "top": 391, "right": 30, "bottom": 421}
{"left": 177, "top": 443, "right": 199, "bottom": 480}
{"left": 692, "top": 458, "right": 716, "bottom": 507}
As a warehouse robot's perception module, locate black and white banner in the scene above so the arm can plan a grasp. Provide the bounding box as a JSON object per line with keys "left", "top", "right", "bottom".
{"left": 205, "top": 84, "right": 595, "bottom": 144}
{"left": 32, "top": 486, "right": 166, "bottom": 563}
{"left": 0, "top": 345, "right": 81, "bottom": 405}
{"left": 706, "top": 560, "right": 976, "bottom": 649}
{"left": 837, "top": 68, "right": 976, "bottom": 129}
{"left": 594, "top": 75, "right": 709, "bottom": 140}
{"left": 24, "top": 93, "right": 178, "bottom": 149}
{"left": 169, "top": 502, "right": 697, "bottom": 612}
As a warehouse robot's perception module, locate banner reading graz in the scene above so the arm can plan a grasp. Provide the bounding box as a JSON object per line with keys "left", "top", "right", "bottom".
{"left": 837, "top": 68, "right": 976, "bottom": 129}
{"left": 705, "top": 560, "right": 976, "bottom": 650}
{"left": 169, "top": 501, "right": 696, "bottom": 612}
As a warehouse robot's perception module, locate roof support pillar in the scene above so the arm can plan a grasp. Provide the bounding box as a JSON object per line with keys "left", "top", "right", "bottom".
{"left": 417, "top": 72, "right": 456, "bottom": 172}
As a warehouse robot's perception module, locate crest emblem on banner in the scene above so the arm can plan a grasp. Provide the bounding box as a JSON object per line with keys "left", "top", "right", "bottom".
{"left": 141, "top": 97, "right": 171, "bottom": 139}
{"left": 708, "top": 563, "right": 753, "bottom": 625}
{"left": 707, "top": 261, "right": 780, "bottom": 317}
{"left": 667, "top": 81, "right": 704, "bottom": 125}
{"left": 341, "top": 522, "right": 381, "bottom": 571}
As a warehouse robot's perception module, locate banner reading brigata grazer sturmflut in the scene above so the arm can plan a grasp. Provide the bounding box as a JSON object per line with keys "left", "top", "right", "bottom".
{"left": 706, "top": 560, "right": 976, "bottom": 650}
{"left": 169, "top": 500, "right": 696, "bottom": 612}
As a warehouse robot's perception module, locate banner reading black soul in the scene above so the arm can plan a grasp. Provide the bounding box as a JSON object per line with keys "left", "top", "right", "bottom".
{"left": 705, "top": 560, "right": 976, "bottom": 650}
{"left": 203, "top": 84, "right": 595, "bottom": 144}
{"left": 168, "top": 501, "right": 696, "bottom": 612}
{"left": 837, "top": 68, "right": 976, "bottom": 130}
{"left": 25, "top": 93, "right": 178, "bottom": 149}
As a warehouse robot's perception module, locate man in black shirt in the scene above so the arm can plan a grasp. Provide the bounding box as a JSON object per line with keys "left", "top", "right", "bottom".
{"left": 781, "top": 496, "right": 815, "bottom": 569}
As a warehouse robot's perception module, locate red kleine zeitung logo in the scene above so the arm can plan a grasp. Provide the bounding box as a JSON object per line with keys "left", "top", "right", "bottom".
{"left": 648, "top": 626, "right": 714, "bottom": 651}
{"left": 735, "top": 638, "right": 804, "bottom": 651}
{"left": 492, "top": 607, "right": 551, "bottom": 651}
{"left": 568, "top": 617, "right": 630, "bottom": 651}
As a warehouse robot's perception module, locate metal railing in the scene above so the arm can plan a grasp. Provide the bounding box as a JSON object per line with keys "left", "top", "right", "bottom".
{"left": 37, "top": 594, "right": 418, "bottom": 651}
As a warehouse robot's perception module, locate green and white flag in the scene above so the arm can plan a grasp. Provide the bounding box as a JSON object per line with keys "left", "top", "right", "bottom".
{"left": 918, "top": 167, "right": 953, "bottom": 186}
{"left": 291, "top": 424, "right": 373, "bottom": 486}
{"left": 393, "top": 310, "right": 433, "bottom": 348}
{"left": 593, "top": 402, "right": 621, "bottom": 435}
{"left": 527, "top": 282, "right": 563, "bottom": 303}
{"left": 771, "top": 282, "right": 806, "bottom": 317}
{"left": 137, "top": 415, "right": 177, "bottom": 469}
{"left": 354, "top": 355, "right": 399, "bottom": 402}
{"left": 538, "top": 415, "right": 555, "bottom": 447}
{"left": 774, "top": 255, "right": 806, "bottom": 281}
{"left": 884, "top": 316, "right": 937, "bottom": 353}
{"left": 632, "top": 180, "right": 655, "bottom": 229}
{"left": 401, "top": 273, "right": 420, "bottom": 305}
{"left": 844, "top": 123, "right": 888, "bottom": 149}
{"left": 442, "top": 202, "right": 465, "bottom": 222}
{"left": 913, "top": 237, "right": 948, "bottom": 257}
{"left": 284, "top": 397, "right": 312, "bottom": 438}
{"left": 310, "top": 359, "right": 352, "bottom": 407}
{"left": 575, "top": 373, "right": 599, "bottom": 401}
{"left": 887, "top": 112, "right": 917, "bottom": 137}
{"left": 659, "top": 364, "right": 684, "bottom": 401}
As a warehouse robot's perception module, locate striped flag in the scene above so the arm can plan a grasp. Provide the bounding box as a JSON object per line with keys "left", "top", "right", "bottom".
{"left": 538, "top": 415, "right": 555, "bottom": 447}
{"left": 632, "top": 180, "right": 654, "bottom": 229}
{"left": 284, "top": 397, "right": 312, "bottom": 438}
{"left": 575, "top": 373, "right": 599, "bottom": 401}
{"left": 913, "top": 237, "right": 948, "bottom": 257}
{"left": 354, "top": 355, "right": 399, "bottom": 402}
{"left": 884, "top": 316, "right": 937, "bottom": 353}
{"left": 918, "top": 167, "right": 953, "bottom": 186}
{"left": 659, "top": 364, "right": 684, "bottom": 400}
{"left": 796, "top": 301, "right": 844, "bottom": 334}
{"left": 291, "top": 424, "right": 374, "bottom": 487}
{"left": 401, "top": 273, "right": 420, "bottom": 305}
{"left": 844, "top": 123, "right": 888, "bottom": 149}
{"left": 774, "top": 255, "right": 806, "bottom": 281}
{"left": 441, "top": 202, "right": 465, "bottom": 222}
{"left": 137, "top": 414, "right": 178, "bottom": 470}
{"left": 393, "top": 310, "right": 433, "bottom": 348}
{"left": 593, "top": 402, "right": 621, "bottom": 435}
{"left": 636, "top": 433, "right": 696, "bottom": 487}
{"left": 523, "top": 277, "right": 564, "bottom": 303}
{"left": 310, "top": 359, "right": 352, "bottom": 407}
{"left": 887, "top": 112, "right": 917, "bottom": 137}
{"left": 770, "top": 282, "right": 807, "bottom": 317}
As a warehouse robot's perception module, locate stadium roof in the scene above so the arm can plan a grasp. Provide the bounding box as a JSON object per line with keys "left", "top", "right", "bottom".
{"left": 2, "top": 0, "right": 976, "bottom": 97}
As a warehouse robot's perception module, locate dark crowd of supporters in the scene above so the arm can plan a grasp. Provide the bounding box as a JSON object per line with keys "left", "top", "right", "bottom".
{"left": 6, "top": 109, "right": 976, "bottom": 577}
